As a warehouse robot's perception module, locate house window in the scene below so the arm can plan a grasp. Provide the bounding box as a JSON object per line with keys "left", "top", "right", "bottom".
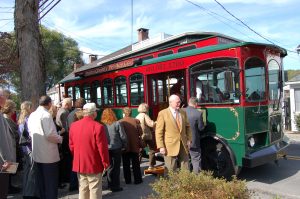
{"left": 130, "top": 73, "right": 144, "bottom": 106}
{"left": 103, "top": 79, "right": 114, "bottom": 106}
{"left": 295, "top": 89, "right": 300, "bottom": 112}
{"left": 115, "top": 76, "right": 127, "bottom": 106}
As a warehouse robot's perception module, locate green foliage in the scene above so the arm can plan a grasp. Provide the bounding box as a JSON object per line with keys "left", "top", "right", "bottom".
{"left": 286, "top": 70, "right": 300, "bottom": 81}
{"left": 148, "top": 170, "right": 250, "bottom": 199}
{"left": 40, "top": 26, "right": 82, "bottom": 90}
{"left": 1, "top": 27, "right": 83, "bottom": 91}
{"left": 295, "top": 114, "right": 300, "bottom": 132}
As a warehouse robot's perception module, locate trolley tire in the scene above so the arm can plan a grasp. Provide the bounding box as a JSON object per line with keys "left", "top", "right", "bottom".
{"left": 202, "top": 141, "right": 235, "bottom": 180}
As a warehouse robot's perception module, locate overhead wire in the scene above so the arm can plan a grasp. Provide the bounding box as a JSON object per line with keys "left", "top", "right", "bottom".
{"left": 184, "top": 0, "right": 260, "bottom": 43}
{"left": 212, "top": 0, "right": 298, "bottom": 54}
{"left": 43, "top": 19, "right": 114, "bottom": 52}
{"left": 42, "top": 20, "right": 107, "bottom": 57}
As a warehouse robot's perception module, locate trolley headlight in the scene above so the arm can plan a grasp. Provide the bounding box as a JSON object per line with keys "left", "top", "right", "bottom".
{"left": 248, "top": 136, "right": 255, "bottom": 148}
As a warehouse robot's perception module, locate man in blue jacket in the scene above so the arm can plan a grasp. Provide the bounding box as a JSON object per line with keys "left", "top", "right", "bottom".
{"left": 185, "top": 97, "right": 205, "bottom": 173}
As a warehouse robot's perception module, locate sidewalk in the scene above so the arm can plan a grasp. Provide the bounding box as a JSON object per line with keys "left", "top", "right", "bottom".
{"left": 284, "top": 130, "right": 300, "bottom": 143}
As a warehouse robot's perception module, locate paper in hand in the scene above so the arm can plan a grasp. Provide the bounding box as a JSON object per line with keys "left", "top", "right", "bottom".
{"left": 0, "top": 162, "right": 19, "bottom": 174}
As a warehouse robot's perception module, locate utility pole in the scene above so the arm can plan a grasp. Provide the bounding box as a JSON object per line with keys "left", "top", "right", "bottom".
{"left": 14, "top": 0, "right": 60, "bottom": 107}
{"left": 15, "top": 0, "right": 45, "bottom": 107}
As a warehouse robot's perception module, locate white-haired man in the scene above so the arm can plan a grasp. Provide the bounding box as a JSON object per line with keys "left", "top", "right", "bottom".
{"left": 69, "top": 103, "right": 109, "bottom": 199}
{"left": 155, "top": 94, "right": 192, "bottom": 173}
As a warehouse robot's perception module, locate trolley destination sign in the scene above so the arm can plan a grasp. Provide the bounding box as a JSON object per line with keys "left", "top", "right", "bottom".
{"left": 76, "top": 58, "right": 134, "bottom": 77}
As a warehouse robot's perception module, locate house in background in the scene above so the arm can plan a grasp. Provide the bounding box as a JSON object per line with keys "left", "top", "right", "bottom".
{"left": 47, "top": 83, "right": 64, "bottom": 106}
{"left": 283, "top": 74, "right": 300, "bottom": 132}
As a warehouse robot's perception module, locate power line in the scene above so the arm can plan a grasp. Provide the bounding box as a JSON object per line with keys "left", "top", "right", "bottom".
{"left": 0, "top": 19, "right": 13, "bottom": 21}
{"left": 213, "top": 0, "right": 276, "bottom": 45}
{"left": 184, "top": 0, "right": 260, "bottom": 42}
{"left": 41, "top": 21, "right": 107, "bottom": 57}
{"left": 43, "top": 19, "right": 114, "bottom": 52}
{"left": 212, "top": 0, "right": 298, "bottom": 54}
{"left": 0, "top": 20, "right": 13, "bottom": 29}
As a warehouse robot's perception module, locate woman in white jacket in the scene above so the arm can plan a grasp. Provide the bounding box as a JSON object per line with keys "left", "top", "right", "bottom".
{"left": 135, "top": 103, "right": 156, "bottom": 169}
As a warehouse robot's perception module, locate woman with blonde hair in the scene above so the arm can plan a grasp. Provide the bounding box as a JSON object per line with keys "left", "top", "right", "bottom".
{"left": 18, "top": 101, "right": 40, "bottom": 198}
{"left": 101, "top": 108, "right": 127, "bottom": 192}
{"left": 136, "top": 103, "right": 156, "bottom": 169}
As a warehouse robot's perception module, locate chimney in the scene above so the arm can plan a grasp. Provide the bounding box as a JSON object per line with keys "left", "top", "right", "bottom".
{"left": 89, "top": 54, "right": 97, "bottom": 63}
{"left": 137, "top": 28, "right": 149, "bottom": 42}
{"left": 73, "top": 63, "right": 82, "bottom": 71}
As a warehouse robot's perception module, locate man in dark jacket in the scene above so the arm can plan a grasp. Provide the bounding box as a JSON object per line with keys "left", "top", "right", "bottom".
{"left": 185, "top": 97, "right": 204, "bottom": 173}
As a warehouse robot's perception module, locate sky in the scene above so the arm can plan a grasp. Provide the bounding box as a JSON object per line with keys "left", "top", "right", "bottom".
{"left": 1, "top": 0, "right": 300, "bottom": 70}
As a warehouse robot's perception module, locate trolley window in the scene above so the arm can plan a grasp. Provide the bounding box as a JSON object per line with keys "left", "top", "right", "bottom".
{"left": 190, "top": 59, "right": 240, "bottom": 104}
{"left": 83, "top": 84, "right": 91, "bottom": 103}
{"left": 158, "top": 51, "right": 173, "bottom": 57}
{"left": 74, "top": 85, "right": 81, "bottom": 100}
{"left": 115, "top": 76, "right": 127, "bottom": 106}
{"left": 245, "top": 57, "right": 266, "bottom": 102}
{"left": 103, "top": 79, "right": 114, "bottom": 106}
{"left": 178, "top": 45, "right": 196, "bottom": 52}
{"left": 92, "top": 81, "right": 102, "bottom": 106}
{"left": 67, "top": 87, "right": 73, "bottom": 99}
{"left": 130, "top": 73, "right": 144, "bottom": 106}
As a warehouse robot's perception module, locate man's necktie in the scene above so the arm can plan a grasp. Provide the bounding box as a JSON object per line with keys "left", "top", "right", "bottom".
{"left": 176, "top": 111, "right": 181, "bottom": 130}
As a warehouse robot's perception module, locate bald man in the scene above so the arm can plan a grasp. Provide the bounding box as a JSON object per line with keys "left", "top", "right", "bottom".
{"left": 155, "top": 94, "right": 192, "bottom": 173}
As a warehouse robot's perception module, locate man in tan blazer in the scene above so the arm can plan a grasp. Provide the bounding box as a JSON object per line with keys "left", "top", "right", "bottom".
{"left": 155, "top": 94, "right": 192, "bottom": 173}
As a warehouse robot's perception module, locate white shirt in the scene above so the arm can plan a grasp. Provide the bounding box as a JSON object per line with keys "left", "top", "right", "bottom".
{"left": 169, "top": 107, "right": 182, "bottom": 127}
{"left": 28, "top": 106, "right": 62, "bottom": 163}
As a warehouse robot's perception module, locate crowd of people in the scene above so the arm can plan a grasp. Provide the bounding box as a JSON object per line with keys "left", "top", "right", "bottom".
{"left": 0, "top": 87, "right": 204, "bottom": 199}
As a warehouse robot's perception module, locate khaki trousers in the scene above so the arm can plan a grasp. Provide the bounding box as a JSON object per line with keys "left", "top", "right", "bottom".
{"left": 78, "top": 173, "right": 102, "bottom": 199}
{"left": 164, "top": 142, "right": 189, "bottom": 174}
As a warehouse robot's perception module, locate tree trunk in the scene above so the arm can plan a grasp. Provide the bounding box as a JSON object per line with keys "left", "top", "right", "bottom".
{"left": 14, "top": 0, "right": 45, "bottom": 108}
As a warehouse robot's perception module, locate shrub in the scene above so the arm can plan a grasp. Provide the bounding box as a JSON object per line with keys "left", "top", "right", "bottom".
{"left": 295, "top": 114, "right": 300, "bottom": 132}
{"left": 148, "top": 170, "right": 250, "bottom": 199}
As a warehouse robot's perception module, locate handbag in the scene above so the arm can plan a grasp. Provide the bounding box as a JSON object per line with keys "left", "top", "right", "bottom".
{"left": 141, "top": 115, "right": 153, "bottom": 141}
{"left": 19, "top": 122, "right": 31, "bottom": 146}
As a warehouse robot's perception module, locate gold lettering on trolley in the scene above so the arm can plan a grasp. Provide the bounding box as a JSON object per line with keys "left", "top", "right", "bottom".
{"left": 81, "top": 59, "right": 134, "bottom": 77}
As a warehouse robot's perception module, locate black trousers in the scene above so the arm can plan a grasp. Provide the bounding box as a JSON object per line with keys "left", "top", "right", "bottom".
{"left": 37, "top": 162, "right": 59, "bottom": 199}
{"left": 122, "top": 152, "right": 142, "bottom": 184}
{"left": 107, "top": 149, "right": 122, "bottom": 189}
{"left": 0, "top": 173, "right": 9, "bottom": 199}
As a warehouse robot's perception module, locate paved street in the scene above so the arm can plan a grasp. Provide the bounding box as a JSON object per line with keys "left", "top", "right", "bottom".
{"left": 8, "top": 131, "right": 300, "bottom": 199}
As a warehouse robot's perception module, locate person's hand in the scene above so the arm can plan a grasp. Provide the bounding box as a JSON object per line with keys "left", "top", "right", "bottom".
{"left": 60, "top": 128, "right": 65, "bottom": 135}
{"left": 160, "top": 147, "right": 167, "bottom": 155}
{"left": 1, "top": 161, "right": 11, "bottom": 171}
